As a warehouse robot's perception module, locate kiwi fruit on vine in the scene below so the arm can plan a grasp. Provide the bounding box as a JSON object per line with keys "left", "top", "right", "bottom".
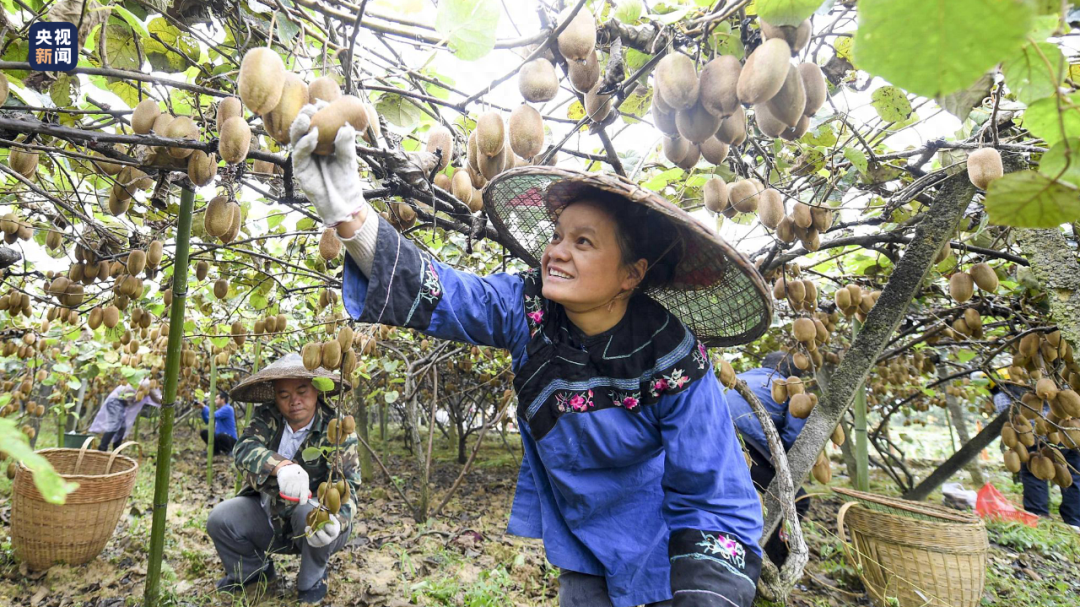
{"left": 132, "top": 99, "right": 161, "bottom": 134}
{"left": 433, "top": 172, "right": 451, "bottom": 192}
{"left": 1003, "top": 449, "right": 1022, "bottom": 473}
{"left": 239, "top": 47, "right": 286, "bottom": 115}
{"left": 146, "top": 240, "right": 163, "bottom": 268}
{"left": 519, "top": 58, "right": 559, "bottom": 103}
{"left": 781, "top": 116, "right": 810, "bottom": 142}
{"left": 703, "top": 177, "right": 729, "bottom": 214}
{"left": 507, "top": 105, "right": 543, "bottom": 160}
{"left": 220, "top": 202, "right": 243, "bottom": 244}
{"left": 663, "top": 136, "right": 689, "bottom": 165}
{"left": 715, "top": 106, "right": 746, "bottom": 145}
{"left": 655, "top": 53, "right": 700, "bottom": 112}
{"left": 216, "top": 97, "right": 242, "bottom": 132}
{"left": 676, "top": 102, "right": 723, "bottom": 144}
{"left": 479, "top": 145, "right": 508, "bottom": 180}
{"left": 719, "top": 358, "right": 736, "bottom": 388}
{"left": 771, "top": 379, "right": 789, "bottom": 403}
{"left": 322, "top": 339, "right": 343, "bottom": 369}
{"left": 87, "top": 306, "right": 104, "bottom": 330}
{"left": 760, "top": 19, "right": 812, "bottom": 53}
{"left": 216, "top": 116, "right": 250, "bottom": 165}
{"left": 766, "top": 64, "right": 807, "bottom": 128}
{"left": 729, "top": 179, "right": 764, "bottom": 213}
{"left": 308, "top": 76, "right": 342, "bottom": 104}
{"left": 758, "top": 188, "right": 785, "bottom": 229}
{"left": 195, "top": 260, "right": 209, "bottom": 281}
{"left": 789, "top": 393, "right": 814, "bottom": 418}
{"left": 187, "top": 151, "right": 216, "bottom": 187}
{"left": 652, "top": 102, "right": 679, "bottom": 136}
{"left": 675, "top": 143, "right": 701, "bottom": 171}
{"left": 264, "top": 73, "right": 309, "bottom": 145}
{"left": 967, "top": 148, "right": 1003, "bottom": 190}
{"left": 831, "top": 424, "right": 846, "bottom": 447}
{"left": 204, "top": 196, "right": 232, "bottom": 238}
{"left": 425, "top": 125, "right": 454, "bottom": 171}
{"left": 319, "top": 227, "right": 341, "bottom": 260}
{"left": 584, "top": 83, "right": 613, "bottom": 122}
{"left": 90, "top": 152, "right": 123, "bottom": 176}
{"left": 737, "top": 38, "right": 792, "bottom": 105}
{"left": 452, "top": 169, "right": 474, "bottom": 205}
{"left": 792, "top": 201, "right": 813, "bottom": 229}
{"left": 103, "top": 305, "right": 120, "bottom": 329}
{"left": 556, "top": 6, "right": 597, "bottom": 62}
{"left": 212, "top": 278, "right": 228, "bottom": 300}
{"left": 810, "top": 206, "right": 832, "bottom": 232}
{"left": 568, "top": 49, "right": 600, "bottom": 94}
{"left": 302, "top": 341, "right": 322, "bottom": 371}
{"left": 127, "top": 250, "right": 147, "bottom": 276}
{"left": 699, "top": 137, "right": 729, "bottom": 165}
{"left": 799, "top": 63, "right": 827, "bottom": 117}
{"left": 389, "top": 202, "right": 417, "bottom": 230}
{"left": 163, "top": 115, "right": 199, "bottom": 159}
{"left": 9, "top": 149, "right": 38, "bottom": 178}
{"left": 793, "top": 318, "right": 816, "bottom": 343}
{"left": 970, "top": 262, "right": 998, "bottom": 292}
{"left": 309, "top": 95, "right": 369, "bottom": 155}
{"left": 754, "top": 103, "right": 787, "bottom": 138}
{"left": 812, "top": 452, "right": 832, "bottom": 484}
{"left": 698, "top": 55, "right": 742, "bottom": 118}
{"left": 949, "top": 272, "right": 974, "bottom": 303}
{"left": 476, "top": 111, "right": 505, "bottom": 157}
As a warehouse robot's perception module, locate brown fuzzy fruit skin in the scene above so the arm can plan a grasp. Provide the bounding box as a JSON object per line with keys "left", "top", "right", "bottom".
{"left": 103, "top": 305, "right": 120, "bottom": 329}
{"left": 568, "top": 49, "right": 600, "bottom": 94}
{"left": 204, "top": 196, "right": 233, "bottom": 238}
{"left": 715, "top": 106, "right": 746, "bottom": 145}
{"left": 127, "top": 250, "right": 147, "bottom": 276}
{"left": 799, "top": 63, "right": 827, "bottom": 116}
{"left": 760, "top": 19, "right": 812, "bottom": 53}
{"left": 451, "top": 169, "right": 474, "bottom": 207}
{"left": 676, "top": 102, "right": 723, "bottom": 144}
{"left": 308, "top": 76, "right": 342, "bottom": 104}
{"left": 426, "top": 125, "right": 454, "bottom": 171}
{"left": 737, "top": 38, "right": 792, "bottom": 105}
{"left": 164, "top": 116, "right": 199, "bottom": 159}
{"left": 766, "top": 64, "right": 807, "bottom": 128}
{"left": 264, "top": 74, "right": 309, "bottom": 145}
{"left": 519, "top": 58, "right": 559, "bottom": 103}
{"left": 584, "top": 83, "right": 613, "bottom": 122}
{"left": 132, "top": 99, "right": 161, "bottom": 135}
{"left": 970, "top": 262, "right": 999, "bottom": 292}
{"left": 949, "top": 272, "right": 975, "bottom": 303}
{"left": 780, "top": 115, "right": 811, "bottom": 141}
{"left": 219, "top": 116, "right": 251, "bottom": 165}
{"left": 508, "top": 104, "right": 544, "bottom": 160}
{"left": 195, "top": 260, "right": 209, "bottom": 281}
{"left": 479, "top": 145, "right": 508, "bottom": 180}
{"left": 703, "top": 177, "right": 729, "bottom": 213}
{"left": 308, "top": 96, "right": 369, "bottom": 155}
{"left": 239, "top": 47, "right": 286, "bottom": 115}
{"left": 221, "top": 203, "right": 243, "bottom": 244}
{"left": 663, "top": 136, "right": 690, "bottom": 165}
{"left": 789, "top": 393, "right": 814, "bottom": 418}
{"left": 216, "top": 97, "right": 242, "bottom": 132}
{"left": 213, "top": 278, "right": 229, "bottom": 300}
{"left": 652, "top": 103, "right": 679, "bottom": 137}
{"left": 319, "top": 227, "right": 342, "bottom": 260}
{"left": 675, "top": 143, "right": 701, "bottom": 171}
{"left": 321, "top": 340, "right": 343, "bottom": 370}
{"left": 655, "top": 53, "right": 700, "bottom": 112}
{"left": 91, "top": 153, "right": 123, "bottom": 176}
{"left": 758, "top": 188, "right": 785, "bottom": 229}
{"left": 729, "top": 179, "right": 764, "bottom": 213}
{"left": 967, "top": 148, "right": 1003, "bottom": 190}
{"left": 0, "top": 73, "right": 7, "bottom": 107}
{"left": 9, "top": 149, "right": 39, "bottom": 178}
{"left": 792, "top": 201, "right": 813, "bottom": 229}
{"left": 556, "top": 7, "right": 597, "bottom": 62}
{"left": 302, "top": 342, "right": 322, "bottom": 370}
{"left": 476, "top": 111, "right": 506, "bottom": 157}
{"left": 147, "top": 240, "right": 164, "bottom": 268}
{"left": 754, "top": 103, "right": 788, "bottom": 138}
{"left": 698, "top": 55, "right": 742, "bottom": 118}
{"left": 699, "top": 137, "right": 730, "bottom": 165}
{"left": 187, "top": 151, "right": 217, "bottom": 187}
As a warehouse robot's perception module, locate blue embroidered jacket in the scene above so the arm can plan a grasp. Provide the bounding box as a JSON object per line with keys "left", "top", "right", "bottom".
{"left": 725, "top": 368, "right": 807, "bottom": 457}
{"left": 342, "top": 217, "right": 763, "bottom": 607}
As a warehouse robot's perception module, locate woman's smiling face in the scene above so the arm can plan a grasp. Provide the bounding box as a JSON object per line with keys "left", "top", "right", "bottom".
{"left": 540, "top": 200, "right": 643, "bottom": 313}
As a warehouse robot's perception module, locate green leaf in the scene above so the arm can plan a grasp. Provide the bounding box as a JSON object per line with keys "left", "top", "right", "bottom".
{"left": 1022, "top": 92, "right": 1080, "bottom": 147}
{"left": 301, "top": 446, "right": 323, "bottom": 462}
{"left": 1038, "top": 139, "right": 1080, "bottom": 187}
{"left": 983, "top": 170, "right": 1080, "bottom": 228}
{"left": 756, "top": 0, "right": 823, "bottom": 27}
{"left": 567, "top": 100, "right": 586, "bottom": 121}
{"left": 935, "top": 73, "right": 993, "bottom": 121}
{"left": 111, "top": 5, "right": 149, "bottom": 38}
{"left": 384, "top": 389, "right": 400, "bottom": 404}
{"left": 375, "top": 93, "right": 423, "bottom": 128}
{"left": 844, "top": 147, "right": 868, "bottom": 174}
{"left": 434, "top": 0, "right": 501, "bottom": 61}
{"left": 870, "top": 86, "right": 912, "bottom": 123}
{"left": 311, "top": 376, "right": 334, "bottom": 392}
{"left": 103, "top": 24, "right": 141, "bottom": 71}
{"left": 0, "top": 418, "right": 79, "bottom": 504}
{"left": 1002, "top": 41, "right": 1065, "bottom": 105}
{"left": 297, "top": 217, "right": 316, "bottom": 231}
{"left": 853, "top": 0, "right": 1033, "bottom": 99}
{"left": 49, "top": 74, "right": 74, "bottom": 108}
{"left": 614, "top": 0, "right": 643, "bottom": 23}
{"left": 266, "top": 213, "right": 285, "bottom": 229}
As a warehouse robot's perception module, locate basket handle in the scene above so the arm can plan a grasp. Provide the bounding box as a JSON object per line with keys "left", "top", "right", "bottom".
{"left": 106, "top": 441, "right": 141, "bottom": 473}
{"left": 836, "top": 501, "right": 862, "bottom": 569}
{"left": 74, "top": 435, "right": 96, "bottom": 474}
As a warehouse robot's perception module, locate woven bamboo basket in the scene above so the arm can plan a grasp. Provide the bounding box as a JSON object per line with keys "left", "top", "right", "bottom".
{"left": 836, "top": 488, "right": 988, "bottom": 607}
{"left": 11, "top": 439, "right": 139, "bottom": 570}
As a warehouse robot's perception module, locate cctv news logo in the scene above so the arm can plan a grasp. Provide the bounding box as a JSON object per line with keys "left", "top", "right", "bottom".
{"left": 28, "top": 22, "right": 77, "bottom": 71}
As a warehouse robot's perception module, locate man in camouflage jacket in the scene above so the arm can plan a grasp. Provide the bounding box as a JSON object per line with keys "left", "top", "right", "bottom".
{"left": 206, "top": 353, "right": 360, "bottom": 604}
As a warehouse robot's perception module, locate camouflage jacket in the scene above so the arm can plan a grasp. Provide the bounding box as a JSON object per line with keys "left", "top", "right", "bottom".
{"left": 233, "top": 398, "right": 361, "bottom": 542}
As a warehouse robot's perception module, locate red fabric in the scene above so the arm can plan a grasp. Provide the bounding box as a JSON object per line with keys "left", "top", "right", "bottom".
{"left": 975, "top": 482, "right": 1039, "bottom": 527}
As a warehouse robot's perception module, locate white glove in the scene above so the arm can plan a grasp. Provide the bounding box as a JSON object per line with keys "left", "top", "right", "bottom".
{"left": 290, "top": 102, "right": 369, "bottom": 227}
{"left": 276, "top": 464, "right": 312, "bottom": 502}
{"left": 305, "top": 515, "right": 341, "bottom": 548}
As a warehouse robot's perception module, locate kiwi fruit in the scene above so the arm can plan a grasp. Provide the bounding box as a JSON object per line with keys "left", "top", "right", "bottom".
{"left": 793, "top": 317, "right": 816, "bottom": 343}
{"left": 760, "top": 19, "right": 812, "bottom": 53}
{"left": 361, "top": 103, "right": 381, "bottom": 144}
{"left": 213, "top": 278, "right": 229, "bottom": 300}
{"left": 451, "top": 169, "right": 474, "bottom": 206}
{"left": 831, "top": 424, "right": 846, "bottom": 447}
{"left": 676, "top": 143, "right": 701, "bottom": 171}
{"left": 322, "top": 339, "right": 343, "bottom": 369}
{"left": 88, "top": 307, "right": 104, "bottom": 330}
{"left": 302, "top": 341, "right": 322, "bottom": 370}
{"left": 320, "top": 227, "right": 341, "bottom": 260}
{"left": 218, "top": 117, "right": 251, "bottom": 165}
{"left": 556, "top": 7, "right": 597, "bottom": 62}
{"left": 771, "top": 378, "right": 789, "bottom": 403}
{"left": 519, "top": 58, "right": 559, "bottom": 103}
{"left": 780, "top": 115, "right": 811, "bottom": 141}
{"left": 90, "top": 152, "right": 123, "bottom": 176}
{"left": 967, "top": 148, "right": 1003, "bottom": 190}
{"left": 103, "top": 305, "right": 120, "bottom": 329}
{"left": 204, "top": 196, "right": 233, "bottom": 238}
{"left": 264, "top": 73, "right": 309, "bottom": 145}
{"left": 308, "top": 95, "right": 368, "bottom": 155}
{"left": 509, "top": 105, "right": 544, "bottom": 159}
{"left": 187, "top": 151, "right": 216, "bottom": 186}
{"left": 568, "top": 49, "right": 600, "bottom": 94}
{"left": 46, "top": 230, "right": 63, "bottom": 250}
{"left": 766, "top": 64, "right": 807, "bottom": 128}
{"left": 147, "top": 240, "right": 163, "bottom": 268}
{"left": 195, "top": 260, "right": 209, "bottom": 281}
{"left": 676, "top": 102, "right": 723, "bottom": 144}
{"left": 754, "top": 103, "right": 788, "bottom": 138}
{"left": 698, "top": 55, "right": 742, "bottom": 118}
{"left": 309, "top": 76, "right": 342, "bottom": 104}
{"left": 1057, "top": 389, "right": 1080, "bottom": 417}
{"left": 10, "top": 149, "right": 39, "bottom": 178}
{"left": 699, "top": 137, "right": 729, "bottom": 165}
{"left": 655, "top": 54, "right": 700, "bottom": 112}
{"left": 216, "top": 97, "right": 242, "bottom": 132}
{"left": 663, "top": 136, "right": 690, "bottom": 165}
{"left": 729, "top": 179, "right": 764, "bottom": 213}
{"left": 1036, "top": 377, "right": 1058, "bottom": 400}
{"left": 326, "top": 487, "right": 342, "bottom": 514}
{"left": 737, "top": 38, "right": 792, "bottom": 105}
{"left": 164, "top": 116, "right": 199, "bottom": 159}
{"left": 476, "top": 111, "right": 505, "bottom": 157}
{"left": 719, "top": 358, "right": 737, "bottom": 388}
{"left": 425, "top": 125, "right": 454, "bottom": 171}
{"left": 715, "top": 106, "right": 746, "bottom": 145}
{"left": 584, "top": 83, "right": 612, "bottom": 122}
{"left": 238, "top": 47, "right": 286, "bottom": 115}
{"left": 703, "top": 177, "right": 729, "bottom": 213}
{"left": 758, "top": 188, "right": 785, "bottom": 229}
{"left": 132, "top": 99, "right": 161, "bottom": 134}
{"left": 949, "top": 272, "right": 974, "bottom": 303}
{"left": 479, "top": 145, "right": 508, "bottom": 180}
{"left": 799, "top": 63, "right": 827, "bottom": 116}
{"left": 789, "top": 393, "right": 814, "bottom": 418}
{"left": 792, "top": 201, "right": 813, "bottom": 229}
{"left": 0, "top": 73, "right": 7, "bottom": 107}
{"left": 127, "top": 250, "right": 147, "bottom": 276}
{"left": 221, "top": 202, "right": 243, "bottom": 244}
{"left": 652, "top": 103, "right": 679, "bottom": 136}
{"left": 969, "top": 262, "right": 998, "bottom": 292}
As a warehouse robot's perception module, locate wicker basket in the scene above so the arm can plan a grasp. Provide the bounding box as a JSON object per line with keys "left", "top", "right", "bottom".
{"left": 11, "top": 439, "right": 139, "bottom": 570}
{"left": 836, "top": 488, "right": 989, "bottom": 607}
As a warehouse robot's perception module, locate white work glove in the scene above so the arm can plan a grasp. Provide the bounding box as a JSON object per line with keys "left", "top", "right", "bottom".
{"left": 276, "top": 464, "right": 312, "bottom": 502}
{"left": 290, "top": 101, "right": 369, "bottom": 227}
{"left": 305, "top": 515, "right": 341, "bottom": 548}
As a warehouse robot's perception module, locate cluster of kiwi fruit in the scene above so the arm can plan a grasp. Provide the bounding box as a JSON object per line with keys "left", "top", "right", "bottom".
{"left": 202, "top": 195, "right": 244, "bottom": 245}
{"left": 832, "top": 283, "right": 881, "bottom": 323}
{"left": 948, "top": 262, "right": 999, "bottom": 304}
{"left": 301, "top": 325, "right": 359, "bottom": 377}
{"left": 0, "top": 213, "right": 34, "bottom": 244}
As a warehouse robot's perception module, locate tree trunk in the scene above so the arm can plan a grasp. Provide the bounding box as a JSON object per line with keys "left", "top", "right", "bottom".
{"left": 940, "top": 367, "right": 986, "bottom": 487}
{"left": 355, "top": 389, "right": 373, "bottom": 481}
{"left": 404, "top": 374, "right": 428, "bottom": 521}
{"left": 1016, "top": 227, "right": 1080, "bottom": 361}
{"left": 458, "top": 429, "right": 468, "bottom": 465}
{"left": 904, "top": 408, "right": 1008, "bottom": 501}
{"left": 761, "top": 170, "right": 976, "bottom": 541}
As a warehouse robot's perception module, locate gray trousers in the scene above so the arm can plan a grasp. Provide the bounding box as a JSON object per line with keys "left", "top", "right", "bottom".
{"left": 559, "top": 570, "right": 673, "bottom": 607}
{"left": 207, "top": 495, "right": 350, "bottom": 591}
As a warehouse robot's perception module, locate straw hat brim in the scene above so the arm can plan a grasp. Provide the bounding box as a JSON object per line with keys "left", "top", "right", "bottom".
{"left": 482, "top": 167, "right": 773, "bottom": 346}
{"left": 230, "top": 353, "right": 351, "bottom": 403}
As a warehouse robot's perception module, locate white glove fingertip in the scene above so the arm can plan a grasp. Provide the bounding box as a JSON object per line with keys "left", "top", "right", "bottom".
{"left": 334, "top": 124, "right": 358, "bottom": 158}
{"left": 293, "top": 127, "right": 320, "bottom": 159}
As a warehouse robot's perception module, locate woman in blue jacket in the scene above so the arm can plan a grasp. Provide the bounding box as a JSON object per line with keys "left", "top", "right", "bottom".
{"left": 288, "top": 107, "right": 773, "bottom": 607}
{"left": 201, "top": 389, "right": 238, "bottom": 455}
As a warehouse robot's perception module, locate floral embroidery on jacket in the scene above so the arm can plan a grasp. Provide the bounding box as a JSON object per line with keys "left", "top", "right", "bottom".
{"left": 650, "top": 368, "right": 691, "bottom": 398}
{"left": 555, "top": 389, "right": 595, "bottom": 413}
{"left": 521, "top": 269, "right": 545, "bottom": 336}
{"left": 695, "top": 531, "right": 747, "bottom": 570}
{"left": 693, "top": 342, "right": 708, "bottom": 371}
{"left": 608, "top": 390, "right": 642, "bottom": 412}
{"left": 419, "top": 261, "right": 442, "bottom": 304}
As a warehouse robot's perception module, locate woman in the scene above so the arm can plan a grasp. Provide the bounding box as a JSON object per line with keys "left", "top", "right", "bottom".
{"left": 289, "top": 106, "right": 772, "bottom": 607}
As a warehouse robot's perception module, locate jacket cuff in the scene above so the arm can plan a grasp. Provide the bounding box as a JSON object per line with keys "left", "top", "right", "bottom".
{"left": 340, "top": 210, "right": 379, "bottom": 276}
{"left": 669, "top": 529, "right": 761, "bottom": 607}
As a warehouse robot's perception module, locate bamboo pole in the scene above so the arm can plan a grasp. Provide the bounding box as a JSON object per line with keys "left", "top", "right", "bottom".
{"left": 143, "top": 186, "right": 195, "bottom": 607}
{"left": 235, "top": 339, "right": 261, "bottom": 493}
{"left": 207, "top": 355, "right": 218, "bottom": 487}
{"left": 853, "top": 318, "right": 869, "bottom": 491}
